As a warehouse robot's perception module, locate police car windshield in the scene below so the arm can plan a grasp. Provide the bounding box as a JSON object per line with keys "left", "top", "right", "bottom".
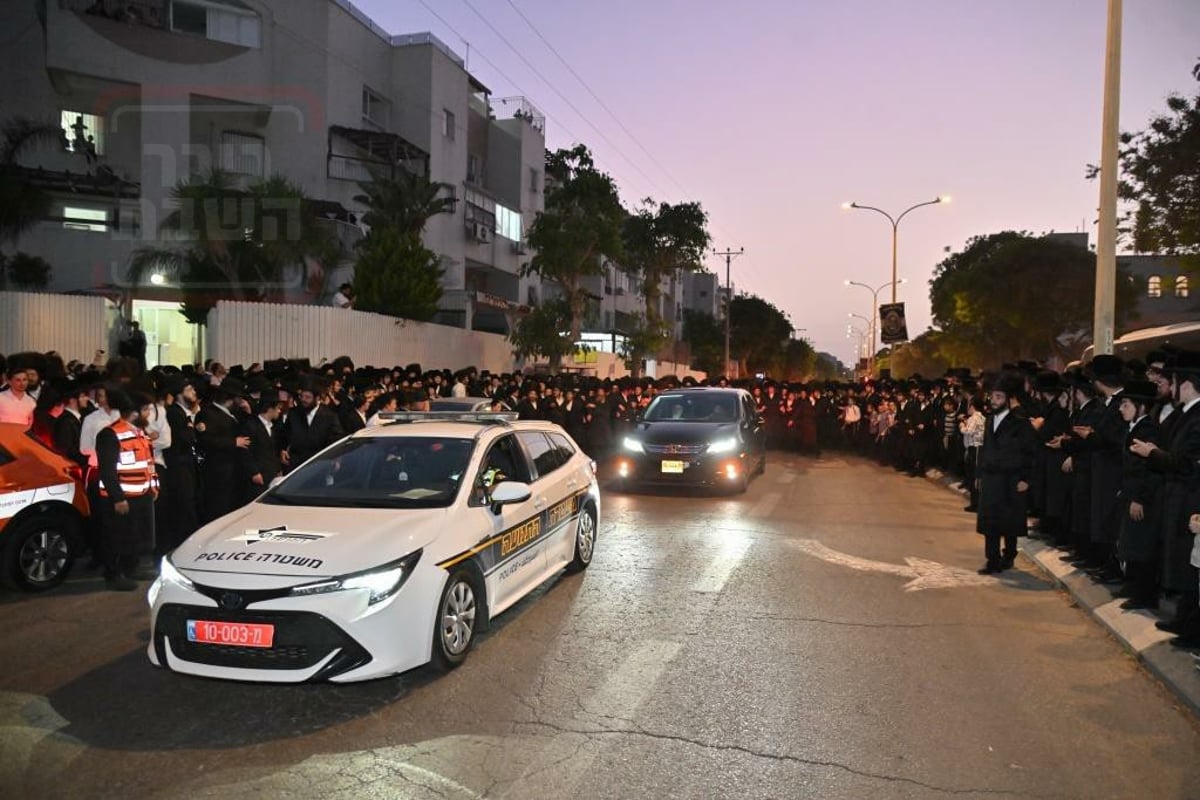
{"left": 262, "top": 436, "right": 475, "bottom": 509}
{"left": 643, "top": 394, "right": 738, "bottom": 423}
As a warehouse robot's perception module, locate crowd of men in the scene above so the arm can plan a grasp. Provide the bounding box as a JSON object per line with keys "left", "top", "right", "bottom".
{"left": 1, "top": 347, "right": 1198, "bottom": 666}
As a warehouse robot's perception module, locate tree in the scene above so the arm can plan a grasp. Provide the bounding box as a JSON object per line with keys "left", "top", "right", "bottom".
{"left": 929, "top": 232, "right": 1138, "bottom": 366}
{"left": 353, "top": 169, "right": 455, "bottom": 235}
{"left": 2, "top": 252, "right": 52, "bottom": 290}
{"left": 1096, "top": 58, "right": 1200, "bottom": 266}
{"left": 351, "top": 227, "right": 443, "bottom": 320}
{"left": 618, "top": 314, "right": 670, "bottom": 376}
{"left": 128, "top": 169, "right": 339, "bottom": 322}
{"left": 509, "top": 297, "right": 574, "bottom": 366}
{"left": 729, "top": 293, "right": 794, "bottom": 376}
{"left": 682, "top": 309, "right": 725, "bottom": 375}
{"left": 781, "top": 337, "right": 818, "bottom": 382}
{"left": 0, "top": 118, "right": 59, "bottom": 248}
{"left": 523, "top": 145, "right": 626, "bottom": 346}
{"left": 889, "top": 330, "right": 951, "bottom": 378}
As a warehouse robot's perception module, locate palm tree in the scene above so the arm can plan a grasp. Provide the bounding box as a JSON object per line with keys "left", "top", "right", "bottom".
{"left": 353, "top": 168, "right": 455, "bottom": 236}
{"left": 0, "top": 117, "right": 61, "bottom": 246}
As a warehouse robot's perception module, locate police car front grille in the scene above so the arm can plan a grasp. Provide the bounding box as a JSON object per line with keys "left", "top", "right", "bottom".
{"left": 173, "top": 640, "right": 313, "bottom": 667}
{"left": 644, "top": 443, "right": 706, "bottom": 455}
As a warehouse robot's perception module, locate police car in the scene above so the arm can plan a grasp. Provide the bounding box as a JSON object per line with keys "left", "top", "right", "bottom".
{"left": 147, "top": 413, "right": 599, "bottom": 683}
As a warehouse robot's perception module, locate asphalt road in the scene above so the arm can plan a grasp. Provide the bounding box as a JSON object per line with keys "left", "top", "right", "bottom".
{"left": 2, "top": 454, "right": 1200, "bottom": 799}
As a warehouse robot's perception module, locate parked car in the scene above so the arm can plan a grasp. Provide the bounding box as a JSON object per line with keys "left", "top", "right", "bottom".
{"left": 0, "top": 423, "right": 89, "bottom": 591}
{"left": 615, "top": 388, "right": 766, "bottom": 494}
{"left": 147, "top": 413, "right": 599, "bottom": 683}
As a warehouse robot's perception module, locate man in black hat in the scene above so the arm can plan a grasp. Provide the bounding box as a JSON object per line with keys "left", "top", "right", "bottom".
{"left": 52, "top": 378, "right": 92, "bottom": 470}
{"left": 281, "top": 379, "right": 344, "bottom": 471}
{"left": 1115, "top": 380, "right": 1163, "bottom": 609}
{"left": 95, "top": 389, "right": 158, "bottom": 591}
{"left": 1031, "top": 371, "right": 1072, "bottom": 546}
{"left": 1131, "top": 351, "right": 1200, "bottom": 647}
{"left": 161, "top": 377, "right": 200, "bottom": 553}
{"left": 1080, "top": 355, "right": 1128, "bottom": 579}
{"left": 975, "top": 373, "right": 1036, "bottom": 573}
{"left": 1053, "top": 369, "right": 1106, "bottom": 563}
{"left": 197, "top": 376, "right": 250, "bottom": 522}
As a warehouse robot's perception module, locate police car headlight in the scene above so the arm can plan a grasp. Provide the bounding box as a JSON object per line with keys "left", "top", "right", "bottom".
{"left": 290, "top": 551, "right": 422, "bottom": 606}
{"left": 148, "top": 555, "right": 194, "bottom": 607}
{"left": 707, "top": 436, "right": 739, "bottom": 454}
{"left": 622, "top": 436, "right": 645, "bottom": 454}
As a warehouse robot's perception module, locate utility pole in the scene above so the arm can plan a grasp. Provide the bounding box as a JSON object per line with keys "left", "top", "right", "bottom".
{"left": 1094, "top": 0, "right": 1122, "bottom": 356}
{"left": 714, "top": 247, "right": 743, "bottom": 378}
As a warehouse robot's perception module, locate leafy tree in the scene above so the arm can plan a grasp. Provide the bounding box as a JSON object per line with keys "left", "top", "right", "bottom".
{"left": 0, "top": 118, "right": 59, "bottom": 248}
{"left": 351, "top": 227, "right": 443, "bottom": 320}
{"left": 1095, "top": 58, "right": 1200, "bottom": 266}
{"left": 618, "top": 314, "right": 671, "bottom": 377}
{"left": 523, "top": 145, "right": 626, "bottom": 346}
{"left": 780, "top": 337, "right": 818, "bottom": 382}
{"left": 623, "top": 199, "right": 710, "bottom": 327}
{"left": 730, "top": 293, "right": 794, "bottom": 376}
{"left": 509, "top": 297, "right": 574, "bottom": 366}
{"left": 353, "top": 169, "right": 455, "bottom": 235}
{"left": 682, "top": 309, "right": 725, "bottom": 375}
{"left": 929, "top": 232, "right": 1137, "bottom": 365}
{"left": 129, "top": 169, "right": 339, "bottom": 322}
{"left": 2, "top": 252, "right": 52, "bottom": 290}
{"left": 888, "top": 330, "right": 952, "bottom": 378}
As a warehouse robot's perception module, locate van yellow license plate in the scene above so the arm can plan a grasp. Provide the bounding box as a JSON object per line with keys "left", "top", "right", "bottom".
{"left": 661, "top": 460, "right": 685, "bottom": 474}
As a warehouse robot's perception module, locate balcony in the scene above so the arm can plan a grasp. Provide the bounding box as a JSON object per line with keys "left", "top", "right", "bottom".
{"left": 495, "top": 97, "right": 546, "bottom": 134}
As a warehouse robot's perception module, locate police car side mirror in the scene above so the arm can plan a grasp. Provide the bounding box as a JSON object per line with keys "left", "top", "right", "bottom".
{"left": 489, "top": 481, "right": 532, "bottom": 514}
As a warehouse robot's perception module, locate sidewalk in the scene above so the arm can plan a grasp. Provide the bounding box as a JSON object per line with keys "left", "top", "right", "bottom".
{"left": 925, "top": 468, "right": 1200, "bottom": 717}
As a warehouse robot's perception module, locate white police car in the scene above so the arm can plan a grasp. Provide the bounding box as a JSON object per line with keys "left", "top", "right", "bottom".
{"left": 147, "top": 413, "right": 599, "bottom": 683}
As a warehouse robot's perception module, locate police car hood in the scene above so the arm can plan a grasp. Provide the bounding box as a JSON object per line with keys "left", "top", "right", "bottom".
{"left": 171, "top": 503, "right": 443, "bottom": 579}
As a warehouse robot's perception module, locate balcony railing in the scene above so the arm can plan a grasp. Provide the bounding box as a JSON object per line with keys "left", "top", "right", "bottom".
{"left": 327, "top": 154, "right": 387, "bottom": 183}
{"left": 62, "top": 0, "right": 167, "bottom": 29}
{"left": 495, "top": 97, "right": 546, "bottom": 134}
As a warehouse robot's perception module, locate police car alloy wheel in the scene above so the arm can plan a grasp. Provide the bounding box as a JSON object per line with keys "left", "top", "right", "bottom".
{"left": 433, "top": 568, "right": 479, "bottom": 669}
{"left": 567, "top": 507, "right": 596, "bottom": 573}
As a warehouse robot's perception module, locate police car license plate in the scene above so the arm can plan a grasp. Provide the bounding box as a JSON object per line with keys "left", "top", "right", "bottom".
{"left": 661, "top": 460, "right": 685, "bottom": 474}
{"left": 187, "top": 619, "right": 275, "bottom": 648}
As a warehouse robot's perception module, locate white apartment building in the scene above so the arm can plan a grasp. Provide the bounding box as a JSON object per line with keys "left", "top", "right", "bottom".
{"left": 0, "top": 0, "right": 545, "bottom": 365}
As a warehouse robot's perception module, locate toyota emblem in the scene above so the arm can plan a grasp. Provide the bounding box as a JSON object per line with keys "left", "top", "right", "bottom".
{"left": 219, "top": 592, "right": 244, "bottom": 610}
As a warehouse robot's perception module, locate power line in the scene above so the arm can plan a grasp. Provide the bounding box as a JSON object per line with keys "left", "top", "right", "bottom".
{"left": 500, "top": 0, "right": 690, "bottom": 199}
{"left": 455, "top": 0, "right": 667, "bottom": 202}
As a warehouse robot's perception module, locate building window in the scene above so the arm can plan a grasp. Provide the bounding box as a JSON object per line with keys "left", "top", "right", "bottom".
{"left": 1176, "top": 275, "right": 1189, "bottom": 298}
{"left": 529, "top": 168, "right": 540, "bottom": 192}
{"left": 170, "top": 1, "right": 261, "bottom": 47}
{"left": 219, "top": 131, "right": 265, "bottom": 177}
{"left": 62, "top": 206, "right": 108, "bottom": 232}
{"left": 362, "top": 86, "right": 388, "bottom": 128}
{"left": 495, "top": 203, "right": 522, "bottom": 242}
{"left": 467, "top": 154, "right": 484, "bottom": 185}
{"left": 61, "top": 110, "right": 103, "bottom": 156}
{"left": 442, "top": 109, "right": 456, "bottom": 140}
{"left": 1147, "top": 275, "right": 1162, "bottom": 298}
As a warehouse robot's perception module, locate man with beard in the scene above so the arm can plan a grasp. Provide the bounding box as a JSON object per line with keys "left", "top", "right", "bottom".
{"left": 161, "top": 378, "right": 200, "bottom": 553}
{"left": 95, "top": 389, "right": 159, "bottom": 590}
{"left": 1054, "top": 370, "right": 1105, "bottom": 564}
{"left": 1115, "top": 380, "right": 1163, "bottom": 609}
{"left": 196, "top": 377, "right": 250, "bottom": 522}
{"left": 281, "top": 379, "right": 344, "bottom": 470}
{"left": 975, "top": 374, "right": 1035, "bottom": 574}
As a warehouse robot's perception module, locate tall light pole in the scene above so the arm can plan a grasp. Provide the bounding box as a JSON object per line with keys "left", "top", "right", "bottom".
{"left": 1094, "top": 0, "right": 1122, "bottom": 356}
{"left": 849, "top": 278, "right": 902, "bottom": 376}
{"left": 714, "top": 246, "right": 744, "bottom": 378}
{"left": 842, "top": 197, "right": 950, "bottom": 303}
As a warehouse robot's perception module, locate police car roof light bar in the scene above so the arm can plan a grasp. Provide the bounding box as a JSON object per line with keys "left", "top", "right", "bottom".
{"left": 377, "top": 411, "right": 518, "bottom": 426}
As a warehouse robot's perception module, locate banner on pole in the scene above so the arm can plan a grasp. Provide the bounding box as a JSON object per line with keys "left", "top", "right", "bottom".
{"left": 879, "top": 303, "right": 909, "bottom": 344}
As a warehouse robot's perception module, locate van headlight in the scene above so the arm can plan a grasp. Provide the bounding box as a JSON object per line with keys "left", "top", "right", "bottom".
{"left": 622, "top": 436, "right": 645, "bottom": 454}
{"left": 707, "top": 436, "right": 739, "bottom": 454}
{"left": 148, "top": 555, "right": 194, "bottom": 607}
{"left": 290, "top": 551, "right": 422, "bottom": 605}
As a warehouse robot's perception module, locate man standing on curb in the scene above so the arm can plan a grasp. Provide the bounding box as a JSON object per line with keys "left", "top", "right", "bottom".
{"left": 95, "top": 390, "right": 159, "bottom": 591}
{"left": 976, "top": 374, "right": 1036, "bottom": 574}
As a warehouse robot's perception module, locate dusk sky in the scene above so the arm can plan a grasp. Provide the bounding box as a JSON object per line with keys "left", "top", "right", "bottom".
{"left": 359, "top": 0, "right": 1200, "bottom": 365}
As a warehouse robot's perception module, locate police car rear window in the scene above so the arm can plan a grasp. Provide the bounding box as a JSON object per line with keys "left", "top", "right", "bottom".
{"left": 0, "top": 443, "right": 13, "bottom": 467}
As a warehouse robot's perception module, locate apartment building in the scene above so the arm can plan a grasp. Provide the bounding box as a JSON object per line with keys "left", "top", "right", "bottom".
{"left": 0, "top": 0, "right": 545, "bottom": 365}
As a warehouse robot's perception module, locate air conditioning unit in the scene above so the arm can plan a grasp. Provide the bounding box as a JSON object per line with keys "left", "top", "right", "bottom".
{"left": 477, "top": 224, "right": 493, "bottom": 243}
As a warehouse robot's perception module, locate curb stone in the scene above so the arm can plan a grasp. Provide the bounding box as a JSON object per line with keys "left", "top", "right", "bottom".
{"left": 922, "top": 467, "right": 1200, "bottom": 718}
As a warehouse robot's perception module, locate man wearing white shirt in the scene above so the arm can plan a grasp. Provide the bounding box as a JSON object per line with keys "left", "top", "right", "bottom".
{"left": 0, "top": 367, "right": 36, "bottom": 427}
{"left": 451, "top": 373, "right": 469, "bottom": 398}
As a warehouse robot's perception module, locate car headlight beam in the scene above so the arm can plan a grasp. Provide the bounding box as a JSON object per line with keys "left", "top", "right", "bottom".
{"left": 290, "top": 551, "right": 422, "bottom": 605}
{"left": 707, "top": 436, "right": 739, "bottom": 454}
{"left": 622, "top": 436, "right": 645, "bottom": 454}
{"left": 148, "top": 554, "right": 194, "bottom": 607}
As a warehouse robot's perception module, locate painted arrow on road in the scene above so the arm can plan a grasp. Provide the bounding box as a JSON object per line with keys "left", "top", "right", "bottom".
{"left": 793, "top": 539, "right": 998, "bottom": 592}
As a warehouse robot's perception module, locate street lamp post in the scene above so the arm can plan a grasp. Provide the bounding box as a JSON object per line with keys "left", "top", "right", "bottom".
{"left": 842, "top": 197, "right": 950, "bottom": 303}
{"left": 844, "top": 278, "right": 904, "bottom": 375}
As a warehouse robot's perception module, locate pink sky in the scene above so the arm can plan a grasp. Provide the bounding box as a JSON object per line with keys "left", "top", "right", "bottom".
{"left": 359, "top": 0, "right": 1200, "bottom": 364}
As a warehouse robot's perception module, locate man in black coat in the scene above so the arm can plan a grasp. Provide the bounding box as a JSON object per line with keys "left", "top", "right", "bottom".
{"left": 1115, "top": 380, "right": 1162, "bottom": 609}
{"left": 1057, "top": 372, "right": 1105, "bottom": 561}
{"left": 52, "top": 378, "right": 91, "bottom": 469}
{"left": 1132, "top": 351, "right": 1200, "bottom": 647}
{"left": 975, "top": 374, "right": 1036, "bottom": 574}
{"left": 161, "top": 378, "right": 200, "bottom": 553}
{"left": 239, "top": 396, "right": 284, "bottom": 504}
{"left": 196, "top": 378, "right": 250, "bottom": 523}
{"left": 281, "top": 380, "right": 344, "bottom": 471}
{"left": 1082, "top": 355, "right": 1128, "bottom": 578}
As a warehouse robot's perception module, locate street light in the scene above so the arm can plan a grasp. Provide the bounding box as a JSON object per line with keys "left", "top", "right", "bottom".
{"left": 842, "top": 196, "right": 950, "bottom": 303}
{"left": 844, "top": 278, "right": 905, "bottom": 375}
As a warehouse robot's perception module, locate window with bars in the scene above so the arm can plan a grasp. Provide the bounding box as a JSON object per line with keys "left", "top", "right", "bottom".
{"left": 220, "top": 131, "right": 265, "bottom": 177}
{"left": 1176, "top": 275, "right": 1189, "bottom": 298}
{"left": 61, "top": 110, "right": 103, "bottom": 156}
{"left": 362, "top": 86, "right": 388, "bottom": 128}
{"left": 442, "top": 109, "right": 456, "bottom": 140}
{"left": 1148, "top": 275, "right": 1162, "bottom": 298}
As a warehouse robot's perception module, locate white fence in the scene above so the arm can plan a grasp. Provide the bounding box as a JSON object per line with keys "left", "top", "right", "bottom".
{"left": 0, "top": 291, "right": 115, "bottom": 364}
{"left": 206, "top": 301, "right": 517, "bottom": 372}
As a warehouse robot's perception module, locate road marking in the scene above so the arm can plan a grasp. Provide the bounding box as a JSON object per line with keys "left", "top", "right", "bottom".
{"left": 582, "top": 639, "right": 682, "bottom": 720}
{"left": 792, "top": 538, "right": 998, "bottom": 591}
{"left": 749, "top": 492, "right": 781, "bottom": 518}
{"left": 691, "top": 537, "right": 752, "bottom": 593}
